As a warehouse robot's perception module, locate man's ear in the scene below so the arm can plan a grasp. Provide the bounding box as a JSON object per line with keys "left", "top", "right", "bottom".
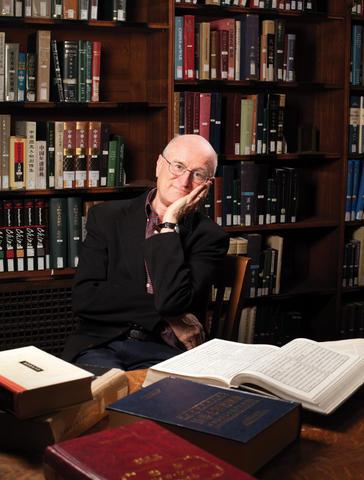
{"left": 155, "top": 155, "right": 162, "bottom": 178}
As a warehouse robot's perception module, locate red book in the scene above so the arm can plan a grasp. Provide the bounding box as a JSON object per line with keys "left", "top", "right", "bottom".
{"left": 199, "top": 92, "right": 211, "bottom": 141}
{"left": 210, "top": 19, "right": 235, "bottom": 81}
{"left": 44, "top": 420, "right": 256, "bottom": 480}
{"left": 183, "top": 15, "right": 195, "bottom": 80}
{"left": 91, "top": 41, "right": 101, "bottom": 102}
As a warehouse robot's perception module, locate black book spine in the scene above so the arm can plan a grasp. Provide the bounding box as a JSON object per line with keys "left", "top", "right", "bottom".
{"left": 13, "top": 199, "right": 25, "bottom": 272}
{"left": 24, "top": 198, "right": 36, "bottom": 271}
{"left": 3, "top": 199, "right": 15, "bottom": 272}
{"left": 51, "top": 40, "right": 64, "bottom": 102}
{"left": 62, "top": 41, "right": 78, "bottom": 103}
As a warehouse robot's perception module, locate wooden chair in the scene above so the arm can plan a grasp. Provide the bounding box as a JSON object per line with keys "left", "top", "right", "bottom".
{"left": 208, "top": 255, "right": 250, "bottom": 341}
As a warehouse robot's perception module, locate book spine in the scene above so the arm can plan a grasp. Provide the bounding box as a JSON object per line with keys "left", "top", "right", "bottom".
{"left": 17, "top": 51, "right": 26, "bottom": 102}
{"left": 3, "top": 199, "right": 15, "bottom": 272}
{"left": 62, "top": 40, "right": 78, "bottom": 102}
{"left": 79, "top": 0, "right": 89, "bottom": 20}
{"left": 67, "top": 196, "right": 82, "bottom": 268}
{"left": 77, "top": 40, "right": 87, "bottom": 102}
{"left": 89, "top": 0, "right": 98, "bottom": 20}
{"left": 63, "top": 0, "right": 78, "bottom": 19}
{"left": 24, "top": 198, "right": 36, "bottom": 271}
{"left": 0, "top": 114, "right": 10, "bottom": 190}
{"left": 91, "top": 41, "right": 101, "bottom": 102}
{"left": 46, "top": 121, "right": 55, "bottom": 188}
{"left": 54, "top": 121, "right": 64, "bottom": 189}
{"left": 85, "top": 40, "right": 92, "bottom": 102}
{"left": 0, "top": 195, "right": 4, "bottom": 272}
{"left": 63, "top": 121, "right": 76, "bottom": 189}
{"left": 74, "top": 120, "right": 88, "bottom": 188}
{"left": 35, "top": 140, "right": 47, "bottom": 189}
{"left": 34, "top": 197, "right": 49, "bottom": 270}
{"left": 52, "top": 0, "right": 63, "bottom": 18}
{"left": 51, "top": 40, "right": 64, "bottom": 102}
{"left": 49, "top": 197, "right": 67, "bottom": 269}
{"left": 99, "top": 122, "right": 110, "bottom": 187}
{"left": 26, "top": 52, "right": 36, "bottom": 102}
{"left": 5, "top": 43, "right": 19, "bottom": 102}
{"left": 36, "top": 30, "right": 51, "bottom": 102}
{"left": 13, "top": 199, "right": 25, "bottom": 272}
{"left": 10, "top": 136, "right": 26, "bottom": 190}
{"left": 174, "top": 17, "right": 183, "bottom": 80}
{"left": 87, "top": 121, "right": 101, "bottom": 187}
{"left": 0, "top": 32, "right": 5, "bottom": 102}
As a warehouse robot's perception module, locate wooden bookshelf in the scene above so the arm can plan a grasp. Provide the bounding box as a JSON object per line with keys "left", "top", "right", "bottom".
{"left": 0, "top": 0, "right": 361, "bottom": 354}
{"left": 0, "top": 1, "right": 170, "bottom": 354}
{"left": 173, "top": 0, "right": 350, "bottom": 342}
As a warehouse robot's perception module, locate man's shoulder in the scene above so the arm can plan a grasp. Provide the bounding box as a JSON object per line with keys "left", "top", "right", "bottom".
{"left": 90, "top": 192, "right": 148, "bottom": 219}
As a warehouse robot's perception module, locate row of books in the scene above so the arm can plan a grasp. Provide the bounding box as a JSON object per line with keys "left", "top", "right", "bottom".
{"left": 351, "top": 25, "right": 364, "bottom": 86}
{"left": 239, "top": 304, "right": 304, "bottom": 346}
{"left": 175, "top": 0, "right": 317, "bottom": 12}
{"left": 0, "top": 0, "right": 127, "bottom": 21}
{"left": 343, "top": 226, "right": 364, "bottom": 288}
{"left": 175, "top": 91, "right": 287, "bottom": 156}
{"left": 0, "top": 30, "right": 101, "bottom": 103}
{"left": 175, "top": 15, "right": 296, "bottom": 82}
{"left": 345, "top": 159, "right": 364, "bottom": 222}
{"left": 227, "top": 233, "right": 284, "bottom": 297}
{"left": 352, "top": 0, "right": 364, "bottom": 16}
{"left": 203, "top": 163, "right": 299, "bottom": 227}
{"left": 0, "top": 117, "right": 126, "bottom": 191}
{"left": 341, "top": 301, "right": 364, "bottom": 339}
{"left": 0, "top": 196, "right": 91, "bottom": 273}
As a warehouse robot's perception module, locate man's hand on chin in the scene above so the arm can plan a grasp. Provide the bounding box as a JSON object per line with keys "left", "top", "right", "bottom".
{"left": 165, "top": 313, "right": 206, "bottom": 350}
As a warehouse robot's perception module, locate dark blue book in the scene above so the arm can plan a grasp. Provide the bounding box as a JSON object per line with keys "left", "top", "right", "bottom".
{"left": 107, "top": 377, "right": 301, "bottom": 474}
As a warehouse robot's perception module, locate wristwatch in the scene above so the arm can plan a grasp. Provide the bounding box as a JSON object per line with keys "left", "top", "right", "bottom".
{"left": 157, "top": 222, "right": 180, "bottom": 233}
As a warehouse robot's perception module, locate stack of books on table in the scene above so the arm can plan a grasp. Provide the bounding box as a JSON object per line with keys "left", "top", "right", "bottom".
{"left": 0, "top": 345, "right": 128, "bottom": 453}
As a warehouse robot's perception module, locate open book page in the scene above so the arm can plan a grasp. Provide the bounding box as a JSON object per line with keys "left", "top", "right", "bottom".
{"left": 143, "top": 339, "right": 278, "bottom": 387}
{"left": 233, "top": 338, "right": 364, "bottom": 413}
{"left": 320, "top": 338, "right": 364, "bottom": 358}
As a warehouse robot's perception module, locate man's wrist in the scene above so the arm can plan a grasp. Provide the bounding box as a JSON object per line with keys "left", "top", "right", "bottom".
{"left": 157, "top": 222, "right": 179, "bottom": 233}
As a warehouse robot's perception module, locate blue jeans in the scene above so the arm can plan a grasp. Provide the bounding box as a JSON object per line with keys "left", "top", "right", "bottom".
{"left": 74, "top": 338, "right": 182, "bottom": 371}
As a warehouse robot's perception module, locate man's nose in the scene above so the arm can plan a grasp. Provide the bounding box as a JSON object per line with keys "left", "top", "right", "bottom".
{"left": 179, "top": 169, "right": 193, "bottom": 186}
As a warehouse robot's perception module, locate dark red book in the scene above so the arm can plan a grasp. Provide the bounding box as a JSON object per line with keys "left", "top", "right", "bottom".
{"left": 91, "top": 41, "right": 101, "bottom": 102}
{"left": 183, "top": 15, "right": 195, "bottom": 80}
{"left": 44, "top": 420, "right": 256, "bottom": 480}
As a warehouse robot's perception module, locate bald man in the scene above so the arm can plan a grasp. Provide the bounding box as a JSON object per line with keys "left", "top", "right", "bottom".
{"left": 62, "top": 135, "right": 229, "bottom": 370}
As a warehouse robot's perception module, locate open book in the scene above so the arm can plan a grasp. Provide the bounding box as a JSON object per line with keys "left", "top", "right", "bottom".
{"left": 143, "top": 338, "right": 364, "bottom": 415}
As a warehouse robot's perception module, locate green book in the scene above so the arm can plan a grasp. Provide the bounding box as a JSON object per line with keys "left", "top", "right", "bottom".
{"left": 113, "top": 134, "right": 125, "bottom": 187}
{"left": 107, "top": 139, "right": 117, "bottom": 187}
{"left": 78, "top": 40, "right": 87, "bottom": 102}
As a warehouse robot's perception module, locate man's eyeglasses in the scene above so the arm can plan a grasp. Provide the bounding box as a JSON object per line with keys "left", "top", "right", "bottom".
{"left": 161, "top": 154, "right": 211, "bottom": 185}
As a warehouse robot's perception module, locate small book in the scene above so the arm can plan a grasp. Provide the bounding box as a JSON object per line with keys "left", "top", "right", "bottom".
{"left": 0, "top": 345, "right": 94, "bottom": 419}
{"left": 0, "top": 368, "right": 128, "bottom": 453}
{"left": 143, "top": 337, "right": 364, "bottom": 415}
{"left": 107, "top": 377, "right": 301, "bottom": 474}
{"left": 43, "top": 419, "right": 256, "bottom": 480}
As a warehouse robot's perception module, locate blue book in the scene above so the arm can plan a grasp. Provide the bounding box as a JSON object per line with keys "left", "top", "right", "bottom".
{"left": 351, "top": 159, "right": 361, "bottom": 220}
{"left": 174, "top": 16, "right": 183, "bottom": 80}
{"left": 351, "top": 25, "right": 362, "bottom": 85}
{"left": 17, "top": 52, "right": 26, "bottom": 102}
{"left": 346, "top": 159, "right": 354, "bottom": 222}
{"left": 107, "top": 377, "right": 301, "bottom": 474}
{"left": 355, "top": 161, "right": 364, "bottom": 220}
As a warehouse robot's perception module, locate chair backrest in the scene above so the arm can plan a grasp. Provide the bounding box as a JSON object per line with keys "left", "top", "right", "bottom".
{"left": 209, "top": 255, "right": 250, "bottom": 341}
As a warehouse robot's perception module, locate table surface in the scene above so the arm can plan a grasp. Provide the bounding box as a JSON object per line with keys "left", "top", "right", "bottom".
{"left": 1, "top": 370, "right": 363, "bottom": 480}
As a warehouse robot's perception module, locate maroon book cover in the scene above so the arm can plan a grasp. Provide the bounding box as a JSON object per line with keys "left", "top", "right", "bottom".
{"left": 183, "top": 15, "right": 195, "bottom": 80}
{"left": 44, "top": 420, "right": 256, "bottom": 480}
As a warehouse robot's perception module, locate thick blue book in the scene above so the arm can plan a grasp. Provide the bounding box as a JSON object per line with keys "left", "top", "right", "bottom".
{"left": 107, "top": 377, "right": 301, "bottom": 474}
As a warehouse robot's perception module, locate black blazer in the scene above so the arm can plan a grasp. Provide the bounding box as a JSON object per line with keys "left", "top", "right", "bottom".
{"left": 62, "top": 191, "right": 229, "bottom": 361}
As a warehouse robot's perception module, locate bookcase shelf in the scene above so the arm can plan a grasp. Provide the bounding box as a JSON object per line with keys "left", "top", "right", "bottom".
{"left": 0, "top": 0, "right": 359, "bottom": 354}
